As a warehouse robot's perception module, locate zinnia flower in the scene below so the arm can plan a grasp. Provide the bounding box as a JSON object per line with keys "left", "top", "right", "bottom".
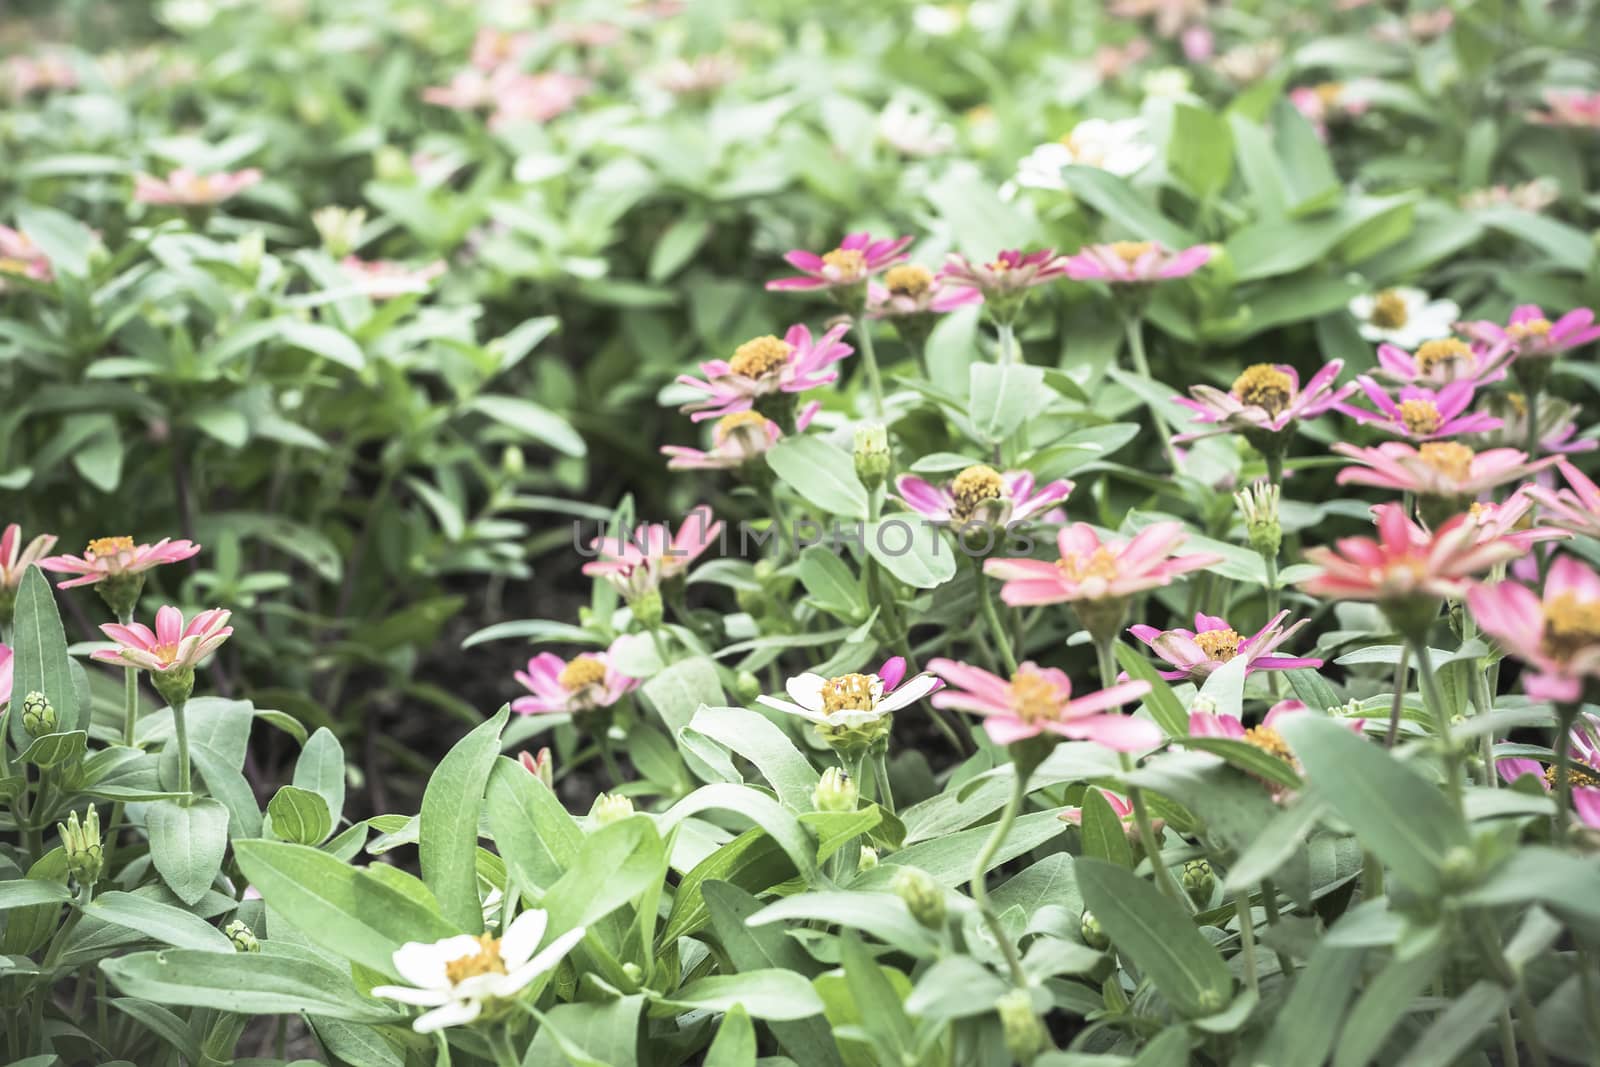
{"left": 1373, "top": 336, "right": 1511, "bottom": 387}
{"left": 895, "top": 466, "right": 1072, "bottom": 528}
{"left": 371, "top": 910, "right": 585, "bottom": 1034}
{"left": 0, "top": 643, "right": 12, "bottom": 707}
{"left": 928, "top": 658, "right": 1157, "bottom": 749}
{"left": 1527, "top": 89, "right": 1600, "bottom": 129}
{"left": 134, "top": 168, "right": 262, "bottom": 207}
{"left": 1014, "top": 118, "right": 1155, "bottom": 188}
{"left": 93, "top": 606, "right": 233, "bottom": 677}
{"left": 2, "top": 523, "right": 58, "bottom": 596}
{"left": 1062, "top": 241, "right": 1212, "bottom": 285}
{"left": 983, "top": 522, "right": 1219, "bottom": 606}
{"left": 1332, "top": 441, "right": 1555, "bottom": 503}
{"left": 1459, "top": 304, "right": 1600, "bottom": 363}
{"left": 341, "top": 256, "right": 446, "bottom": 299}
{"left": 1496, "top": 714, "right": 1600, "bottom": 829}
{"left": 39, "top": 536, "right": 200, "bottom": 590}
{"left": 1128, "top": 610, "right": 1322, "bottom": 683}
{"left": 0, "top": 225, "right": 53, "bottom": 285}
{"left": 1175, "top": 360, "right": 1352, "bottom": 443}
{"left": 1058, "top": 788, "right": 1154, "bottom": 836}
{"left": 1459, "top": 178, "right": 1560, "bottom": 214}
{"left": 877, "top": 100, "right": 956, "bottom": 157}
{"left": 1348, "top": 288, "right": 1459, "bottom": 349}
{"left": 661, "top": 404, "right": 818, "bottom": 471}
{"left": 675, "top": 324, "right": 853, "bottom": 423}
{"left": 1289, "top": 82, "right": 1370, "bottom": 138}
{"left": 512, "top": 644, "right": 637, "bottom": 716}
{"left": 490, "top": 73, "right": 590, "bottom": 128}
{"left": 939, "top": 249, "right": 1068, "bottom": 314}
{"left": 1463, "top": 490, "right": 1570, "bottom": 553}
{"left": 765, "top": 232, "right": 912, "bottom": 293}
{"left": 757, "top": 656, "right": 940, "bottom": 752}
{"left": 1339, "top": 378, "right": 1502, "bottom": 440}
{"left": 469, "top": 27, "right": 534, "bottom": 71}
{"left": 1527, "top": 460, "right": 1600, "bottom": 541}
{"left": 866, "top": 264, "right": 983, "bottom": 319}
{"left": 583, "top": 506, "right": 723, "bottom": 601}
{"left": 1468, "top": 557, "right": 1600, "bottom": 704}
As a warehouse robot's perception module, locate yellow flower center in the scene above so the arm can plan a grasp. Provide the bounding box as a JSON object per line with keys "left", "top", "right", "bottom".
{"left": 557, "top": 655, "right": 608, "bottom": 692}
{"left": 1231, "top": 364, "right": 1294, "bottom": 417}
{"left": 1507, "top": 392, "right": 1527, "bottom": 418}
{"left": 1509, "top": 318, "right": 1552, "bottom": 341}
{"left": 1370, "top": 289, "right": 1409, "bottom": 329}
{"left": 821, "top": 673, "right": 875, "bottom": 714}
{"left": 1009, "top": 671, "right": 1060, "bottom": 725}
{"left": 1314, "top": 81, "right": 1344, "bottom": 106}
{"left": 715, "top": 411, "right": 769, "bottom": 442}
{"left": 1059, "top": 546, "right": 1120, "bottom": 583}
{"left": 1545, "top": 763, "right": 1600, "bottom": 790}
{"left": 1418, "top": 441, "right": 1474, "bottom": 482}
{"left": 1110, "top": 241, "right": 1154, "bottom": 265}
{"left": 728, "top": 335, "right": 794, "bottom": 379}
{"left": 1414, "top": 338, "right": 1471, "bottom": 375}
{"left": 1398, "top": 399, "right": 1441, "bottom": 435}
{"left": 85, "top": 536, "right": 135, "bottom": 560}
{"left": 949, "top": 464, "right": 1005, "bottom": 522}
{"left": 1542, "top": 593, "right": 1600, "bottom": 661}
{"left": 0, "top": 257, "right": 31, "bottom": 276}
{"left": 443, "top": 934, "right": 508, "bottom": 984}
{"left": 1195, "top": 629, "right": 1241, "bottom": 662}
{"left": 822, "top": 248, "right": 867, "bottom": 278}
{"left": 1244, "top": 725, "right": 1292, "bottom": 762}
{"left": 884, "top": 264, "right": 932, "bottom": 297}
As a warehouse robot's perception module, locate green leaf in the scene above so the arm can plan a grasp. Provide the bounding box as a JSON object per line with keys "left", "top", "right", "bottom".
{"left": 0, "top": 879, "right": 73, "bottom": 909}
{"left": 267, "top": 785, "right": 334, "bottom": 846}
{"left": 540, "top": 817, "right": 667, "bottom": 937}
{"left": 486, "top": 756, "right": 583, "bottom": 895}
{"left": 1181, "top": 738, "right": 1301, "bottom": 791}
{"left": 641, "top": 656, "right": 724, "bottom": 734}
{"left": 1075, "top": 858, "right": 1234, "bottom": 1018}
{"left": 704, "top": 1004, "right": 756, "bottom": 1067}
{"left": 84, "top": 891, "right": 235, "bottom": 952}
{"left": 1079, "top": 787, "right": 1135, "bottom": 868}
{"left": 276, "top": 320, "right": 366, "bottom": 371}
{"left": 147, "top": 798, "right": 230, "bottom": 906}
{"left": 877, "top": 809, "right": 1070, "bottom": 886}
{"left": 1168, "top": 104, "right": 1234, "bottom": 198}
{"left": 649, "top": 215, "right": 713, "bottom": 281}
{"left": 749, "top": 891, "right": 941, "bottom": 958}
{"left": 685, "top": 706, "right": 819, "bottom": 810}
{"left": 658, "top": 784, "right": 818, "bottom": 884}
{"left": 903, "top": 955, "right": 1008, "bottom": 1021}
{"left": 839, "top": 930, "right": 916, "bottom": 1056}
{"left": 19, "top": 730, "right": 87, "bottom": 768}
{"left": 526, "top": 995, "right": 645, "bottom": 1067}
{"left": 663, "top": 970, "right": 826, "bottom": 1021}
{"left": 1252, "top": 937, "right": 1365, "bottom": 1067}
{"left": 969, "top": 362, "right": 1047, "bottom": 443}
{"left": 189, "top": 741, "right": 264, "bottom": 839}
{"left": 767, "top": 436, "right": 869, "bottom": 519}
{"left": 1285, "top": 668, "right": 1341, "bottom": 715}
{"left": 1333, "top": 941, "right": 1446, "bottom": 1067}
{"left": 101, "top": 947, "right": 397, "bottom": 1022}
{"left": 293, "top": 727, "right": 346, "bottom": 819}
{"left": 9, "top": 567, "right": 79, "bottom": 747}
{"left": 1277, "top": 715, "right": 1467, "bottom": 893}
{"left": 15, "top": 204, "right": 96, "bottom": 277}
{"left": 420, "top": 706, "right": 508, "bottom": 932}
{"left": 1059, "top": 166, "right": 1196, "bottom": 249}
{"left": 471, "top": 395, "right": 587, "bottom": 458}
{"left": 1114, "top": 643, "right": 1185, "bottom": 737}
{"left": 864, "top": 518, "right": 956, "bottom": 589}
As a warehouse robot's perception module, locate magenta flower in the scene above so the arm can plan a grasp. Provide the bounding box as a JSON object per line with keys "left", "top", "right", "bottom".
{"left": 1460, "top": 304, "right": 1600, "bottom": 362}
{"left": 865, "top": 264, "right": 983, "bottom": 319}
{"left": 93, "top": 606, "right": 232, "bottom": 675}
{"left": 1128, "top": 610, "right": 1321, "bottom": 683}
{"left": 583, "top": 505, "right": 723, "bottom": 599}
{"left": 134, "top": 168, "right": 262, "bottom": 207}
{"left": 1058, "top": 788, "right": 1155, "bottom": 837}
{"left": 766, "top": 233, "right": 912, "bottom": 293}
{"left": 1061, "top": 241, "right": 1212, "bottom": 285}
{"left": 1497, "top": 714, "right": 1600, "bottom": 829}
{"left": 1339, "top": 378, "right": 1502, "bottom": 440}
{"left": 1527, "top": 461, "right": 1600, "bottom": 541}
{"left": 895, "top": 466, "right": 1073, "bottom": 528}
{"left": 1374, "top": 337, "right": 1512, "bottom": 388}
{"left": 1332, "top": 441, "right": 1555, "bottom": 500}
{"left": 660, "top": 404, "right": 819, "bottom": 471}
{"left": 1175, "top": 361, "right": 1353, "bottom": 442}
{"left": 2, "top": 523, "right": 58, "bottom": 595}
{"left": 39, "top": 536, "right": 201, "bottom": 590}
{"left": 928, "top": 658, "right": 1157, "bottom": 750}
{"left": 1468, "top": 557, "right": 1600, "bottom": 704}
{"left": 1188, "top": 700, "right": 1307, "bottom": 743}
{"left": 512, "top": 643, "right": 637, "bottom": 716}
{"left": 0, "top": 643, "right": 12, "bottom": 707}
{"left": 939, "top": 249, "right": 1068, "bottom": 303}
{"left": 1527, "top": 89, "right": 1600, "bottom": 129}
{"left": 1299, "top": 503, "right": 1522, "bottom": 605}
{"left": 341, "top": 256, "right": 446, "bottom": 299}
{"left": 675, "top": 324, "right": 853, "bottom": 422}
{"left": 983, "top": 522, "right": 1220, "bottom": 606}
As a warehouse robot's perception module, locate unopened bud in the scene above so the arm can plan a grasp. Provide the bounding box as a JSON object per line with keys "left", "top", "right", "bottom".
{"left": 857, "top": 846, "right": 879, "bottom": 871}
{"left": 630, "top": 590, "right": 664, "bottom": 630}
{"left": 311, "top": 205, "right": 366, "bottom": 257}
{"left": 22, "top": 691, "right": 57, "bottom": 736}
{"left": 501, "top": 445, "right": 526, "bottom": 477}
{"left": 734, "top": 671, "right": 762, "bottom": 703}
{"left": 519, "top": 747, "right": 553, "bottom": 788}
{"left": 590, "top": 793, "right": 634, "bottom": 826}
{"left": 996, "top": 989, "right": 1047, "bottom": 1064}
{"left": 812, "top": 767, "right": 858, "bottom": 812}
{"left": 150, "top": 666, "right": 196, "bottom": 711}
{"left": 1182, "top": 859, "right": 1215, "bottom": 908}
{"left": 1235, "top": 480, "right": 1281, "bottom": 559}
{"left": 853, "top": 423, "right": 891, "bottom": 490}
{"left": 1080, "top": 909, "right": 1110, "bottom": 950}
{"left": 892, "top": 866, "right": 946, "bottom": 930}
{"left": 235, "top": 230, "right": 265, "bottom": 275}
{"left": 225, "top": 919, "right": 260, "bottom": 952}
{"left": 59, "top": 808, "right": 103, "bottom": 885}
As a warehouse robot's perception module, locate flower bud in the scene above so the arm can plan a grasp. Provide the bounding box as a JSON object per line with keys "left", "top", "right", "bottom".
{"left": 150, "top": 666, "right": 196, "bottom": 711}
{"left": 59, "top": 807, "right": 103, "bottom": 885}
{"left": 1234, "top": 480, "right": 1282, "bottom": 560}
{"left": 519, "top": 747, "right": 553, "bottom": 788}
{"left": 1080, "top": 909, "right": 1110, "bottom": 950}
{"left": 891, "top": 866, "right": 946, "bottom": 930}
{"left": 812, "top": 767, "right": 858, "bottom": 813}
{"left": 235, "top": 230, "right": 265, "bottom": 276}
{"left": 22, "top": 691, "right": 57, "bottom": 736}
{"left": 996, "top": 988, "right": 1047, "bottom": 1064}
{"left": 853, "top": 423, "right": 891, "bottom": 490}
{"left": 1182, "top": 858, "right": 1215, "bottom": 909}
{"left": 225, "top": 919, "right": 260, "bottom": 953}
{"left": 857, "top": 846, "right": 879, "bottom": 871}
{"left": 501, "top": 445, "right": 526, "bottom": 478}
{"left": 590, "top": 793, "right": 634, "bottom": 826}
{"left": 734, "top": 671, "right": 762, "bottom": 703}
{"left": 630, "top": 589, "right": 664, "bottom": 630}
{"left": 311, "top": 205, "right": 367, "bottom": 257}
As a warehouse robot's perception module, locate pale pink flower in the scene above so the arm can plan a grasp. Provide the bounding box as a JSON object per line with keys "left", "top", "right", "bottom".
{"left": 422, "top": 69, "right": 501, "bottom": 110}
{"left": 929, "top": 658, "right": 1157, "bottom": 750}
{"left": 1459, "top": 178, "right": 1560, "bottom": 214}
{"left": 93, "top": 606, "right": 233, "bottom": 674}
{"left": 1463, "top": 490, "right": 1570, "bottom": 554}
{"left": 1527, "top": 461, "right": 1600, "bottom": 541}
{"left": 1188, "top": 700, "right": 1308, "bottom": 742}
{"left": 675, "top": 324, "right": 853, "bottom": 422}
{"left": 1459, "top": 304, "right": 1600, "bottom": 363}
{"left": 865, "top": 264, "right": 983, "bottom": 319}
{"left": 1093, "top": 39, "right": 1153, "bottom": 81}
{"left": 1299, "top": 503, "right": 1522, "bottom": 604}
{"left": 341, "top": 256, "right": 446, "bottom": 299}
{"left": 1373, "top": 336, "right": 1512, "bottom": 388}
{"left": 1332, "top": 441, "right": 1556, "bottom": 499}
{"left": 940, "top": 249, "right": 1068, "bottom": 302}
{"left": 983, "top": 522, "right": 1220, "bottom": 606}
{"left": 469, "top": 28, "right": 535, "bottom": 71}
{"left": 4, "top": 54, "right": 77, "bottom": 97}
{"left": 512, "top": 642, "right": 637, "bottom": 716}
{"left": 2, "top": 524, "right": 59, "bottom": 593}
{"left": 1211, "top": 39, "right": 1282, "bottom": 86}
{"left": 39, "top": 536, "right": 201, "bottom": 589}
{"left": 1339, "top": 378, "right": 1502, "bottom": 440}
{"left": 553, "top": 21, "right": 623, "bottom": 47}
{"left": 1175, "top": 360, "right": 1353, "bottom": 442}
{"left": 1466, "top": 395, "right": 1596, "bottom": 458}
{"left": 0, "top": 225, "right": 53, "bottom": 284}
{"left": 1371, "top": 7, "right": 1454, "bottom": 43}
{"left": 490, "top": 73, "right": 590, "bottom": 128}
{"left": 0, "top": 643, "right": 11, "bottom": 707}
{"left": 660, "top": 404, "right": 819, "bottom": 471}
{"left": 1129, "top": 610, "right": 1321, "bottom": 683}
{"left": 1058, "top": 788, "right": 1157, "bottom": 836}
{"left": 134, "top": 168, "right": 262, "bottom": 207}
{"left": 1497, "top": 714, "right": 1600, "bottom": 828}
{"left": 583, "top": 505, "right": 723, "bottom": 599}
{"left": 758, "top": 656, "right": 940, "bottom": 731}
{"left": 1469, "top": 557, "right": 1600, "bottom": 703}
{"left": 766, "top": 233, "right": 913, "bottom": 293}
{"left": 1528, "top": 89, "right": 1600, "bottom": 129}
{"left": 1063, "top": 241, "right": 1211, "bottom": 285}
{"left": 655, "top": 55, "right": 740, "bottom": 96}
{"left": 894, "top": 466, "right": 1072, "bottom": 528}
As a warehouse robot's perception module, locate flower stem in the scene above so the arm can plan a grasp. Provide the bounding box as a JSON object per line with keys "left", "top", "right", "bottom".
{"left": 122, "top": 662, "right": 139, "bottom": 748}
{"left": 996, "top": 320, "right": 1017, "bottom": 367}
{"left": 1524, "top": 388, "right": 1541, "bottom": 461}
{"left": 599, "top": 733, "right": 626, "bottom": 790}
{"left": 490, "top": 1028, "right": 522, "bottom": 1067}
{"left": 1384, "top": 645, "right": 1411, "bottom": 748}
{"left": 1123, "top": 315, "right": 1178, "bottom": 472}
{"left": 970, "top": 766, "right": 1030, "bottom": 988}
{"left": 1411, "top": 642, "right": 1462, "bottom": 810}
{"left": 1233, "top": 892, "right": 1260, "bottom": 998}
{"left": 874, "top": 749, "right": 896, "bottom": 815}
{"left": 1259, "top": 879, "right": 1295, "bottom": 976}
{"left": 854, "top": 315, "right": 885, "bottom": 417}
{"left": 978, "top": 565, "right": 1018, "bottom": 676}
{"left": 1553, "top": 703, "right": 1579, "bottom": 839}
{"left": 172, "top": 697, "right": 193, "bottom": 804}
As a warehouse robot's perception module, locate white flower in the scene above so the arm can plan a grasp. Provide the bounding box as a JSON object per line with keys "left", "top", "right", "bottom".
{"left": 1348, "top": 287, "right": 1461, "bottom": 348}
{"left": 371, "top": 910, "right": 585, "bottom": 1034}
{"left": 1016, "top": 118, "right": 1155, "bottom": 190}
{"left": 1141, "top": 67, "right": 1192, "bottom": 99}
{"left": 756, "top": 656, "right": 941, "bottom": 728}
{"left": 878, "top": 99, "right": 956, "bottom": 158}
{"left": 912, "top": 4, "right": 962, "bottom": 35}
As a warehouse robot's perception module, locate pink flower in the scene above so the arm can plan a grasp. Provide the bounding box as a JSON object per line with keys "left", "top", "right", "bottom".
{"left": 470, "top": 28, "right": 535, "bottom": 71}
{"left": 422, "top": 68, "right": 501, "bottom": 110}
{"left": 939, "top": 249, "right": 1068, "bottom": 302}
{"left": 1497, "top": 714, "right": 1600, "bottom": 828}
{"left": 1527, "top": 89, "right": 1600, "bottom": 129}
{"left": 1527, "top": 460, "right": 1600, "bottom": 541}
{"left": 512, "top": 643, "right": 637, "bottom": 716}
{"left": 490, "top": 73, "right": 590, "bottom": 128}
{"left": 39, "top": 536, "right": 201, "bottom": 590}
{"left": 1289, "top": 82, "right": 1370, "bottom": 139}
{"left": 1299, "top": 503, "right": 1523, "bottom": 604}
{"left": 0, "top": 225, "right": 54, "bottom": 284}
{"left": 1339, "top": 378, "right": 1502, "bottom": 440}
{"left": 553, "top": 21, "right": 623, "bottom": 47}
{"left": 661, "top": 404, "right": 819, "bottom": 471}
{"left": 583, "top": 505, "right": 723, "bottom": 599}
{"left": 1373, "top": 336, "right": 1512, "bottom": 387}
{"left": 766, "top": 233, "right": 913, "bottom": 292}
{"left": 675, "top": 324, "right": 853, "bottom": 422}
{"left": 1093, "top": 39, "right": 1152, "bottom": 81}
{"left": 1059, "top": 788, "right": 1155, "bottom": 836}
{"left": 1468, "top": 557, "right": 1600, "bottom": 704}
{"left": 655, "top": 54, "right": 740, "bottom": 96}
{"left": 929, "top": 658, "right": 1157, "bottom": 750}
{"left": 1463, "top": 490, "right": 1570, "bottom": 553}
{"left": 2, "top": 523, "right": 59, "bottom": 594}
{"left": 341, "top": 256, "right": 446, "bottom": 299}
{"left": 865, "top": 264, "right": 983, "bottom": 319}
{"left": 4, "top": 54, "right": 77, "bottom": 97}
{"left": 1332, "top": 441, "right": 1556, "bottom": 500}
{"left": 983, "top": 522, "right": 1220, "bottom": 606}
{"left": 0, "top": 643, "right": 12, "bottom": 706}
{"left": 93, "top": 606, "right": 233, "bottom": 674}
{"left": 134, "top": 168, "right": 262, "bottom": 207}
{"left": 1175, "top": 360, "right": 1353, "bottom": 442}
{"left": 1128, "top": 610, "right": 1322, "bottom": 683}
{"left": 1460, "top": 304, "right": 1600, "bottom": 363}
{"left": 1062, "top": 241, "right": 1212, "bottom": 284}
{"left": 758, "top": 656, "right": 941, "bottom": 731}
{"left": 895, "top": 466, "right": 1072, "bottom": 528}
